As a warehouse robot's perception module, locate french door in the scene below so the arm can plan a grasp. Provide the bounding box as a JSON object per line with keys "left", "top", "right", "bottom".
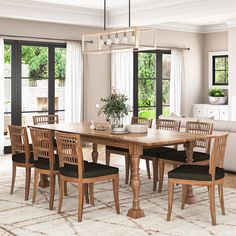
{"left": 133, "top": 50, "right": 171, "bottom": 121}
{"left": 4, "top": 40, "right": 66, "bottom": 153}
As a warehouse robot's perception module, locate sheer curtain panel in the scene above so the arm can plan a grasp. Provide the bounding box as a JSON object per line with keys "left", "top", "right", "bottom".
{"left": 169, "top": 49, "right": 184, "bottom": 116}
{"left": 0, "top": 38, "right": 4, "bottom": 155}
{"left": 111, "top": 50, "right": 133, "bottom": 125}
{"left": 65, "top": 42, "right": 83, "bottom": 123}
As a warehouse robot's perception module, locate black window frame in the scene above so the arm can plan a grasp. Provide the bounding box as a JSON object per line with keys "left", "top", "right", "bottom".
{"left": 133, "top": 49, "right": 171, "bottom": 120}
{"left": 212, "top": 55, "right": 228, "bottom": 86}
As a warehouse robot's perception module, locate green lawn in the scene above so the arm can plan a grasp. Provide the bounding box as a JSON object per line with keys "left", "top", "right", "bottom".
{"left": 138, "top": 107, "right": 170, "bottom": 119}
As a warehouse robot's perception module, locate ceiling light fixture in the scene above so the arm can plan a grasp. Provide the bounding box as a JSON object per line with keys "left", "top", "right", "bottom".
{"left": 82, "top": 0, "right": 157, "bottom": 53}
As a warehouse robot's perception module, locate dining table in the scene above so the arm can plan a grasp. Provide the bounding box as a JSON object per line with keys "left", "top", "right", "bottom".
{"left": 30, "top": 122, "right": 213, "bottom": 219}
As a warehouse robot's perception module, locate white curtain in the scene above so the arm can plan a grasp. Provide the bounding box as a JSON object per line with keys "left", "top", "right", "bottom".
{"left": 0, "top": 38, "right": 4, "bottom": 155}
{"left": 65, "top": 42, "right": 83, "bottom": 123}
{"left": 111, "top": 50, "right": 133, "bottom": 125}
{"left": 169, "top": 49, "right": 184, "bottom": 116}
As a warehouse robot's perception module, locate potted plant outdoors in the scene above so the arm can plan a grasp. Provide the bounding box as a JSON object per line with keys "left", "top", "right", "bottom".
{"left": 208, "top": 87, "right": 227, "bottom": 105}
{"left": 98, "top": 92, "right": 129, "bottom": 132}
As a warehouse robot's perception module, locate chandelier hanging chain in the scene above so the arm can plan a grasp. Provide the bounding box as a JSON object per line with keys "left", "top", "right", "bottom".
{"left": 129, "top": 0, "right": 131, "bottom": 27}
{"left": 104, "top": 0, "right": 106, "bottom": 31}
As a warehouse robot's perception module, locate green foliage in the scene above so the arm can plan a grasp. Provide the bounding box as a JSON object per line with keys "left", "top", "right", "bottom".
{"left": 4, "top": 44, "right": 66, "bottom": 80}
{"left": 208, "top": 87, "right": 225, "bottom": 97}
{"left": 98, "top": 92, "right": 129, "bottom": 119}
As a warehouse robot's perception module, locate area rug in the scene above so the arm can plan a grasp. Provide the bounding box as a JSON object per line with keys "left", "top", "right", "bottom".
{"left": 0, "top": 162, "right": 236, "bottom": 236}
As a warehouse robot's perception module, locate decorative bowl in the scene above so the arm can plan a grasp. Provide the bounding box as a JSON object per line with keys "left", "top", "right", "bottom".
{"left": 126, "top": 124, "right": 148, "bottom": 133}
{"left": 208, "top": 96, "right": 227, "bottom": 105}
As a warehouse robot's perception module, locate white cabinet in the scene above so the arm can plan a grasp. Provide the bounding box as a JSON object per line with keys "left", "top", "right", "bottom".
{"left": 193, "top": 104, "right": 229, "bottom": 121}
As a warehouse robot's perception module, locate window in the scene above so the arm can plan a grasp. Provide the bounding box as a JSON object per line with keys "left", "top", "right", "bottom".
{"left": 213, "top": 55, "right": 228, "bottom": 85}
{"left": 133, "top": 50, "right": 171, "bottom": 121}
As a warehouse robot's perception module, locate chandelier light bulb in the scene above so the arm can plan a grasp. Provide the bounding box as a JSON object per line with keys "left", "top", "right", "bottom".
{"left": 114, "top": 33, "right": 119, "bottom": 45}
{"left": 123, "top": 32, "right": 128, "bottom": 44}
{"left": 106, "top": 34, "right": 112, "bottom": 46}
{"left": 100, "top": 35, "right": 104, "bottom": 46}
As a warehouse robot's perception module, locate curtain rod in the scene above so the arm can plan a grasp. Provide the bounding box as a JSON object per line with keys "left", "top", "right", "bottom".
{"left": 0, "top": 34, "right": 93, "bottom": 44}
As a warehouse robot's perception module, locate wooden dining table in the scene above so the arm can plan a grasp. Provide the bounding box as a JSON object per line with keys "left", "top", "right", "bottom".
{"left": 30, "top": 122, "right": 213, "bottom": 219}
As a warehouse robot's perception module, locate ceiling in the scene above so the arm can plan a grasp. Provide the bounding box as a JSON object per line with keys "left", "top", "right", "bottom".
{"left": 1, "top": 0, "right": 236, "bottom": 32}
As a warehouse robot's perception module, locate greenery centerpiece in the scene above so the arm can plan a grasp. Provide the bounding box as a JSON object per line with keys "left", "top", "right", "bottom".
{"left": 98, "top": 92, "right": 129, "bottom": 131}
{"left": 208, "top": 87, "right": 227, "bottom": 105}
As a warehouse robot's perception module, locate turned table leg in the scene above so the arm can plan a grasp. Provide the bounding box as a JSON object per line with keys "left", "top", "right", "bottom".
{"left": 39, "top": 174, "right": 50, "bottom": 188}
{"left": 184, "top": 141, "right": 196, "bottom": 204}
{"left": 127, "top": 144, "right": 145, "bottom": 219}
{"left": 92, "top": 143, "right": 98, "bottom": 163}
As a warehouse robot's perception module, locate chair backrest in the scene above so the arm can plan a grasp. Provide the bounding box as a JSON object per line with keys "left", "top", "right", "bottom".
{"left": 8, "top": 125, "right": 31, "bottom": 163}
{"left": 156, "top": 119, "right": 181, "bottom": 131}
{"left": 55, "top": 132, "right": 84, "bottom": 179}
{"left": 186, "top": 121, "right": 213, "bottom": 153}
{"left": 30, "top": 128, "right": 55, "bottom": 171}
{"left": 131, "top": 117, "right": 153, "bottom": 128}
{"left": 33, "top": 115, "right": 59, "bottom": 125}
{"left": 209, "top": 133, "right": 228, "bottom": 180}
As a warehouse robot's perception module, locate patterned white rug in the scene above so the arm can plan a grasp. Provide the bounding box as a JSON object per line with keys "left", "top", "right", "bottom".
{"left": 0, "top": 163, "right": 236, "bottom": 236}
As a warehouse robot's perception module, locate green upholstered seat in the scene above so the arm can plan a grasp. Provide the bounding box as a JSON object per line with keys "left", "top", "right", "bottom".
{"left": 60, "top": 162, "right": 119, "bottom": 179}
{"left": 160, "top": 150, "right": 210, "bottom": 162}
{"left": 12, "top": 152, "right": 34, "bottom": 164}
{"left": 106, "top": 146, "right": 128, "bottom": 153}
{"left": 168, "top": 165, "right": 224, "bottom": 181}
{"left": 34, "top": 155, "right": 60, "bottom": 170}
{"left": 143, "top": 147, "right": 176, "bottom": 157}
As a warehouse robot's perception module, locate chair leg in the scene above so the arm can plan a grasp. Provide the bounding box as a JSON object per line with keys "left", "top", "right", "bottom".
{"left": 153, "top": 159, "right": 158, "bottom": 191}
{"left": 84, "top": 184, "right": 89, "bottom": 204}
{"left": 105, "top": 149, "right": 111, "bottom": 166}
{"left": 25, "top": 167, "right": 31, "bottom": 201}
{"left": 78, "top": 183, "right": 84, "bottom": 222}
{"left": 181, "top": 185, "right": 187, "bottom": 209}
{"left": 158, "top": 160, "right": 165, "bottom": 193}
{"left": 167, "top": 180, "right": 174, "bottom": 221}
{"left": 64, "top": 181, "right": 68, "bottom": 196}
{"left": 125, "top": 154, "right": 130, "bottom": 184}
{"left": 49, "top": 174, "right": 55, "bottom": 210}
{"left": 10, "top": 162, "right": 16, "bottom": 195}
{"left": 146, "top": 159, "right": 151, "bottom": 179}
{"left": 58, "top": 178, "right": 64, "bottom": 213}
{"left": 112, "top": 175, "right": 120, "bottom": 214}
{"left": 218, "top": 184, "right": 225, "bottom": 215}
{"left": 89, "top": 183, "right": 94, "bottom": 206}
{"left": 209, "top": 186, "right": 216, "bottom": 226}
{"left": 32, "top": 169, "right": 39, "bottom": 203}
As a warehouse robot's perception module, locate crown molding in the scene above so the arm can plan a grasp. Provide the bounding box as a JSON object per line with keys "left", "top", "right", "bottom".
{"left": 0, "top": 0, "right": 103, "bottom": 27}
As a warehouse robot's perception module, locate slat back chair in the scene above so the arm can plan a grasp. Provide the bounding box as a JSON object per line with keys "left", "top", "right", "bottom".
{"left": 8, "top": 125, "right": 34, "bottom": 200}
{"left": 158, "top": 121, "right": 213, "bottom": 192}
{"left": 56, "top": 131, "right": 120, "bottom": 222}
{"left": 56, "top": 132, "right": 84, "bottom": 178}
{"left": 131, "top": 117, "right": 153, "bottom": 127}
{"left": 141, "top": 119, "right": 181, "bottom": 191}
{"left": 167, "top": 133, "right": 228, "bottom": 225}
{"left": 106, "top": 116, "right": 153, "bottom": 184}
{"left": 185, "top": 121, "right": 213, "bottom": 154}
{"left": 30, "top": 128, "right": 60, "bottom": 210}
{"left": 33, "top": 114, "right": 59, "bottom": 125}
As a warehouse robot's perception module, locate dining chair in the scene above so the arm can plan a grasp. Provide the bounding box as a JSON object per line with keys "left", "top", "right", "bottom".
{"left": 30, "top": 128, "right": 60, "bottom": 210}
{"left": 33, "top": 114, "right": 59, "bottom": 125}
{"left": 141, "top": 119, "right": 181, "bottom": 191}
{"left": 167, "top": 133, "right": 228, "bottom": 225}
{"left": 158, "top": 121, "right": 213, "bottom": 192}
{"left": 8, "top": 125, "right": 34, "bottom": 200}
{"left": 56, "top": 131, "right": 120, "bottom": 222}
{"left": 105, "top": 116, "right": 153, "bottom": 184}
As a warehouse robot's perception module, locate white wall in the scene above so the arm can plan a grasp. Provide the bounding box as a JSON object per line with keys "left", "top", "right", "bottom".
{"left": 203, "top": 31, "right": 228, "bottom": 102}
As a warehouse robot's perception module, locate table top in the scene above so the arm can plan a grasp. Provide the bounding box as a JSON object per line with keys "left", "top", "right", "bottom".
{"left": 29, "top": 122, "right": 216, "bottom": 147}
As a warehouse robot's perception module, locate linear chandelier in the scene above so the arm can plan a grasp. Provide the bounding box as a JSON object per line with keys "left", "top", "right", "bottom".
{"left": 82, "top": 0, "right": 157, "bottom": 54}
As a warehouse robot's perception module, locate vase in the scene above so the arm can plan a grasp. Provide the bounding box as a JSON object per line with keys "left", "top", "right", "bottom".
{"left": 110, "top": 116, "right": 125, "bottom": 132}
{"left": 208, "top": 96, "right": 227, "bottom": 105}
